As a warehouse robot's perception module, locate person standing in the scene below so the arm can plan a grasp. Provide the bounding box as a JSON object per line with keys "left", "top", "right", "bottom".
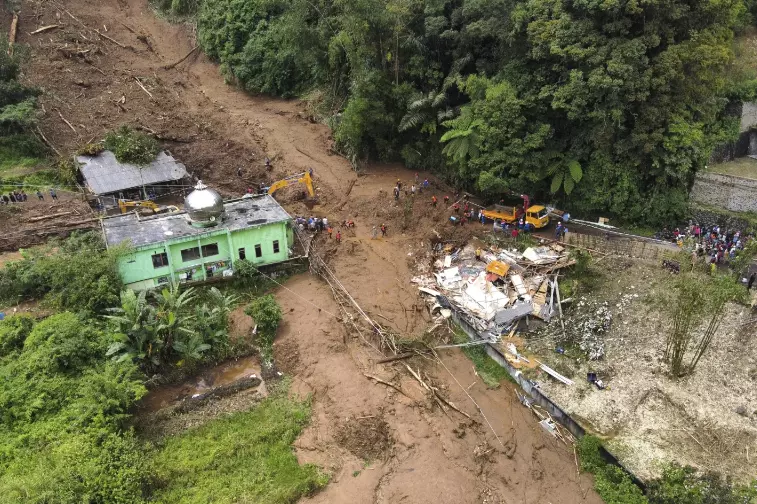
{"left": 49, "top": 188, "right": 58, "bottom": 201}
{"left": 36, "top": 190, "right": 44, "bottom": 201}
{"left": 335, "top": 230, "right": 341, "bottom": 243}
{"left": 372, "top": 225, "right": 378, "bottom": 239}
{"left": 237, "top": 166, "right": 243, "bottom": 178}
{"left": 380, "top": 223, "right": 387, "bottom": 237}
{"left": 748, "top": 272, "right": 756, "bottom": 291}
{"left": 432, "top": 195, "right": 437, "bottom": 207}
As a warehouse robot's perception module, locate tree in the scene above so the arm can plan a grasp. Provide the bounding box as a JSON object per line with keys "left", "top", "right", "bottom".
{"left": 665, "top": 275, "right": 707, "bottom": 377}
{"left": 664, "top": 274, "right": 743, "bottom": 377}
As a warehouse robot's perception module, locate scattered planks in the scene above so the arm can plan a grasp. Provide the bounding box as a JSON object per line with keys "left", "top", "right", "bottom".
{"left": 162, "top": 45, "right": 198, "bottom": 70}
{"left": 377, "top": 353, "right": 413, "bottom": 364}
{"left": 134, "top": 77, "right": 153, "bottom": 98}
{"left": 35, "top": 126, "right": 62, "bottom": 157}
{"left": 56, "top": 109, "right": 77, "bottom": 133}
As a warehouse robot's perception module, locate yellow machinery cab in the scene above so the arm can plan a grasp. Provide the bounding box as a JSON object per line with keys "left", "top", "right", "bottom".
{"left": 524, "top": 205, "right": 549, "bottom": 229}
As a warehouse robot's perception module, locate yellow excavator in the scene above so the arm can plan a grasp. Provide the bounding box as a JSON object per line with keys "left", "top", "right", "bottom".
{"left": 118, "top": 199, "right": 180, "bottom": 215}
{"left": 266, "top": 171, "right": 315, "bottom": 198}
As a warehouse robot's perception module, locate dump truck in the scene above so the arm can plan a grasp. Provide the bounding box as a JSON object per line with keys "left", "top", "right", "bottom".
{"left": 481, "top": 203, "right": 550, "bottom": 229}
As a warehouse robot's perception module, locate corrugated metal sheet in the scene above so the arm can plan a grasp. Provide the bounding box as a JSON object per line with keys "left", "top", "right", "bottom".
{"left": 78, "top": 150, "right": 189, "bottom": 195}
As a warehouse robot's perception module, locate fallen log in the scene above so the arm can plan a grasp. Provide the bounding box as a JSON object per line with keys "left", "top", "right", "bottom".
{"left": 162, "top": 45, "right": 198, "bottom": 70}
{"left": 27, "top": 211, "right": 73, "bottom": 222}
{"left": 364, "top": 373, "right": 410, "bottom": 398}
{"left": 377, "top": 353, "right": 413, "bottom": 364}
{"left": 8, "top": 13, "right": 18, "bottom": 56}
{"left": 94, "top": 28, "right": 127, "bottom": 48}
{"left": 30, "top": 24, "right": 60, "bottom": 35}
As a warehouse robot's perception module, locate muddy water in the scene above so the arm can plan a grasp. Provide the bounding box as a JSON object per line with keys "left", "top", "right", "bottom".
{"left": 140, "top": 356, "right": 262, "bottom": 412}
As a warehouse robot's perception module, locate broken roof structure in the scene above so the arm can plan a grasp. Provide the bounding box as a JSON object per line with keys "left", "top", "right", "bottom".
{"left": 78, "top": 150, "right": 189, "bottom": 196}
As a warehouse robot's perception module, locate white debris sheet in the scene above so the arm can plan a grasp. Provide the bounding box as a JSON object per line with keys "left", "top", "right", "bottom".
{"left": 522, "top": 247, "right": 561, "bottom": 265}
{"left": 453, "top": 272, "right": 510, "bottom": 321}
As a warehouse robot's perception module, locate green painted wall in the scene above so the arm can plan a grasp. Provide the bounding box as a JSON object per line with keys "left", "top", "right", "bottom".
{"left": 117, "top": 221, "right": 291, "bottom": 290}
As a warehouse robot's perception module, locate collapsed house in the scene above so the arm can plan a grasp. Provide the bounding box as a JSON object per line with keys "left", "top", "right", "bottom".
{"left": 78, "top": 150, "right": 189, "bottom": 210}
{"left": 414, "top": 240, "right": 575, "bottom": 368}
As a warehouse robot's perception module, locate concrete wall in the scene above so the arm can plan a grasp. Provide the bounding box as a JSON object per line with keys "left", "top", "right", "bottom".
{"left": 119, "top": 222, "right": 291, "bottom": 290}
{"left": 690, "top": 172, "right": 757, "bottom": 213}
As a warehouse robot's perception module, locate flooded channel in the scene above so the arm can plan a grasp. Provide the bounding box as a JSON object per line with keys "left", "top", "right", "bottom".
{"left": 140, "top": 355, "right": 263, "bottom": 412}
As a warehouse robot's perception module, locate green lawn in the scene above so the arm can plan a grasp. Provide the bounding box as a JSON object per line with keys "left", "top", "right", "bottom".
{"left": 707, "top": 157, "right": 757, "bottom": 180}
{"left": 152, "top": 394, "right": 328, "bottom": 504}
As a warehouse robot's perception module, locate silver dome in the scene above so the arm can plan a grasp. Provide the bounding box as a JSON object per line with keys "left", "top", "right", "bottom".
{"left": 184, "top": 180, "right": 224, "bottom": 225}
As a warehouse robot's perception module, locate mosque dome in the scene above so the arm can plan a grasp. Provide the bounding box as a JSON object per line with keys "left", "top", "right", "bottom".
{"left": 184, "top": 180, "right": 224, "bottom": 226}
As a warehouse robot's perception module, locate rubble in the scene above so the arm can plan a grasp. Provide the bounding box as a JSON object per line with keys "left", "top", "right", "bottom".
{"left": 415, "top": 238, "right": 577, "bottom": 363}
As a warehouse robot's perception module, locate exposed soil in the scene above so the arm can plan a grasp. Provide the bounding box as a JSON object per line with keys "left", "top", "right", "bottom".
{"left": 9, "top": 1, "right": 602, "bottom": 502}
{"left": 531, "top": 256, "right": 757, "bottom": 483}
{"left": 0, "top": 192, "right": 96, "bottom": 251}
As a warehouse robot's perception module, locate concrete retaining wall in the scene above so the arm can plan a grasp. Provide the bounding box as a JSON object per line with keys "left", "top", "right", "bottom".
{"left": 691, "top": 172, "right": 757, "bottom": 213}
{"left": 449, "top": 303, "right": 646, "bottom": 486}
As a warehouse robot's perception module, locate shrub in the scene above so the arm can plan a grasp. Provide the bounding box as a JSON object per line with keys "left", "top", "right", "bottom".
{"left": 104, "top": 126, "right": 160, "bottom": 165}
{"left": 0, "top": 314, "right": 34, "bottom": 356}
{"left": 245, "top": 294, "right": 282, "bottom": 361}
{"left": 0, "top": 231, "right": 123, "bottom": 313}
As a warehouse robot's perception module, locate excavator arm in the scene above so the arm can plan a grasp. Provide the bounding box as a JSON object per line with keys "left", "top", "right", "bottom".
{"left": 267, "top": 171, "right": 315, "bottom": 198}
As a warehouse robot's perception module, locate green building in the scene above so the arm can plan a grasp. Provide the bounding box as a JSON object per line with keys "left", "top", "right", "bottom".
{"left": 102, "top": 181, "right": 294, "bottom": 291}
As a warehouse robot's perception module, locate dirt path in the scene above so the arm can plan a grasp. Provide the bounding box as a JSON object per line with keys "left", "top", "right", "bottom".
{"left": 14, "top": 1, "right": 601, "bottom": 501}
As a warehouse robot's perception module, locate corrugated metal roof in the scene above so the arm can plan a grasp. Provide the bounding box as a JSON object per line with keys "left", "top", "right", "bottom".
{"left": 102, "top": 195, "right": 292, "bottom": 248}
{"left": 78, "top": 150, "right": 189, "bottom": 195}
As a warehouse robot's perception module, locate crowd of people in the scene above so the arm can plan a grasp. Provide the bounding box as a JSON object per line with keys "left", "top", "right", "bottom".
{"left": 668, "top": 223, "right": 754, "bottom": 270}
{"left": 1, "top": 188, "right": 58, "bottom": 204}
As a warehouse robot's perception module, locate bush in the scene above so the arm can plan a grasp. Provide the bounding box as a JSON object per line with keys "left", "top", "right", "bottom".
{"left": 0, "top": 314, "right": 34, "bottom": 356}
{"left": 104, "top": 126, "right": 160, "bottom": 165}
{"left": 245, "top": 294, "right": 282, "bottom": 361}
{"left": 577, "top": 435, "right": 648, "bottom": 504}
{"left": 0, "top": 231, "right": 123, "bottom": 313}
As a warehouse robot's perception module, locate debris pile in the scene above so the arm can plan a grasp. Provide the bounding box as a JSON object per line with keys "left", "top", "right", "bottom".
{"left": 414, "top": 240, "right": 576, "bottom": 341}
{"left": 539, "top": 293, "right": 637, "bottom": 360}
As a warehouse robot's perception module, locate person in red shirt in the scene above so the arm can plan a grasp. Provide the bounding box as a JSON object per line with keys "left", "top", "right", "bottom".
{"left": 443, "top": 195, "right": 449, "bottom": 204}
{"left": 432, "top": 195, "right": 438, "bottom": 207}
{"left": 453, "top": 203, "right": 460, "bottom": 213}
{"left": 335, "top": 230, "right": 341, "bottom": 243}
{"left": 511, "top": 228, "right": 519, "bottom": 239}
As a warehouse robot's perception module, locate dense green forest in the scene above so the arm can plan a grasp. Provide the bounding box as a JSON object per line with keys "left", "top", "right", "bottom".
{"left": 158, "top": 0, "right": 757, "bottom": 225}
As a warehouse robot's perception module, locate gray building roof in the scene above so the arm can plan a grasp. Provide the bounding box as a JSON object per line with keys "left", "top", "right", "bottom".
{"left": 78, "top": 150, "right": 189, "bottom": 195}
{"left": 102, "top": 195, "right": 291, "bottom": 248}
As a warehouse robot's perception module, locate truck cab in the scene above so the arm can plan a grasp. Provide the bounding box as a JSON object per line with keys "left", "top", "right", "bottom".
{"left": 524, "top": 205, "right": 549, "bottom": 229}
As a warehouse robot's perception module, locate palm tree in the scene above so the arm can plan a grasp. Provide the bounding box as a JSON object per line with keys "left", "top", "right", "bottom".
{"left": 440, "top": 107, "right": 482, "bottom": 165}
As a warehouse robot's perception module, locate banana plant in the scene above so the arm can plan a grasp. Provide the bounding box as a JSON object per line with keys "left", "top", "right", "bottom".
{"left": 548, "top": 159, "right": 583, "bottom": 195}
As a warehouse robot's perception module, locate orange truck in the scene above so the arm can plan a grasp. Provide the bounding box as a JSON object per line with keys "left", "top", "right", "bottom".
{"left": 481, "top": 195, "right": 550, "bottom": 229}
